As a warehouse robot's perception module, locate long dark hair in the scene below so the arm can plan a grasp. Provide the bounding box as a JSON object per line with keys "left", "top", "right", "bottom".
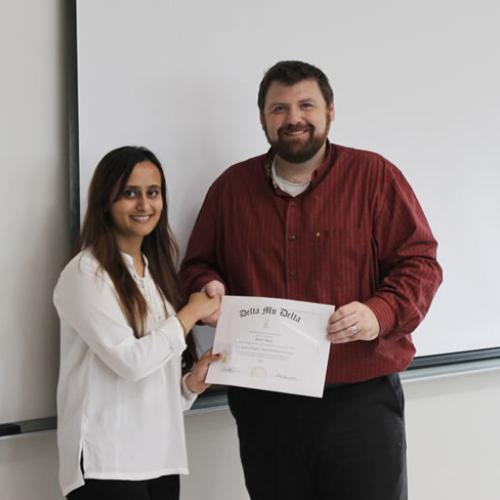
{"left": 80, "top": 146, "right": 196, "bottom": 370}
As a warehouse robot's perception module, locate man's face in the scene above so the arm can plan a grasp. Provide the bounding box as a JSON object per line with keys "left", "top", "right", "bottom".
{"left": 260, "top": 79, "right": 334, "bottom": 164}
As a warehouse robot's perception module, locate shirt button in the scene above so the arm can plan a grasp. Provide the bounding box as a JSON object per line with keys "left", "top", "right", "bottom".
{"left": 288, "top": 235, "right": 296, "bottom": 241}
{"left": 288, "top": 271, "right": 296, "bottom": 277}
{"left": 290, "top": 201, "right": 297, "bottom": 207}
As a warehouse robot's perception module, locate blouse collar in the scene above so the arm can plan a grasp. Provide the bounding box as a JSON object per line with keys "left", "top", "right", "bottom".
{"left": 120, "top": 251, "right": 149, "bottom": 278}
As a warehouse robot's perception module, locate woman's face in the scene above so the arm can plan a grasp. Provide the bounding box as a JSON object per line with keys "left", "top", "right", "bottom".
{"left": 109, "top": 161, "right": 163, "bottom": 246}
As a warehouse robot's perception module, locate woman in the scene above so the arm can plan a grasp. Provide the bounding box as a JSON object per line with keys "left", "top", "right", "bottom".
{"left": 53, "top": 146, "right": 220, "bottom": 499}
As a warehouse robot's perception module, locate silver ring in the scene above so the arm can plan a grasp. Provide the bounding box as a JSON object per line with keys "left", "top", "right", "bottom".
{"left": 350, "top": 324, "right": 359, "bottom": 335}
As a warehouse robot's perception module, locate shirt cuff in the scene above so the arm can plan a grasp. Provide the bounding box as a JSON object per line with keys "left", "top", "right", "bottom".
{"left": 181, "top": 373, "right": 198, "bottom": 409}
{"left": 158, "top": 316, "right": 187, "bottom": 356}
{"left": 363, "top": 296, "right": 397, "bottom": 337}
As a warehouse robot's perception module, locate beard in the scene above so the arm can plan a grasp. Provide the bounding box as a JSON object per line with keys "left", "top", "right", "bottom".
{"left": 264, "top": 115, "right": 331, "bottom": 164}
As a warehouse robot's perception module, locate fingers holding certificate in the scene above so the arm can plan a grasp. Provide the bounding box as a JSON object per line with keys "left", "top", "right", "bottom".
{"left": 206, "top": 296, "right": 334, "bottom": 397}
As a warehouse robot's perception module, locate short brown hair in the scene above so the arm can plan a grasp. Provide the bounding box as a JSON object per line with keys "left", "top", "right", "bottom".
{"left": 258, "top": 60, "right": 334, "bottom": 111}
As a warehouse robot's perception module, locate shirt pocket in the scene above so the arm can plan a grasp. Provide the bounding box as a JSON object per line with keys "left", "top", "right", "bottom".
{"left": 309, "top": 224, "right": 376, "bottom": 302}
{"left": 309, "top": 225, "right": 369, "bottom": 266}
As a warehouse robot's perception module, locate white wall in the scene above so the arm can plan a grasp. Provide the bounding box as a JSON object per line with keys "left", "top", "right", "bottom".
{"left": 181, "top": 370, "right": 500, "bottom": 500}
{"left": 2, "top": 370, "right": 500, "bottom": 500}
{"left": 405, "top": 371, "right": 500, "bottom": 500}
{"left": 1, "top": 1, "right": 499, "bottom": 500}
{"left": 75, "top": 0, "right": 500, "bottom": 359}
{"left": 0, "top": 432, "right": 62, "bottom": 500}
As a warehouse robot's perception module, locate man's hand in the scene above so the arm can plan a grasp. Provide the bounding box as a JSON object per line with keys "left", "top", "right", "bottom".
{"left": 200, "top": 280, "right": 225, "bottom": 326}
{"left": 327, "top": 301, "right": 380, "bottom": 344}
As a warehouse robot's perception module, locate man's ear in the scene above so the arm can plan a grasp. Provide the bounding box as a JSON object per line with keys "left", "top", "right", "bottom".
{"left": 329, "top": 102, "right": 335, "bottom": 122}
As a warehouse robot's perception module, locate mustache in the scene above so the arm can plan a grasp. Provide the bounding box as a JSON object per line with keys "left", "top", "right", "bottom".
{"left": 278, "top": 123, "right": 313, "bottom": 136}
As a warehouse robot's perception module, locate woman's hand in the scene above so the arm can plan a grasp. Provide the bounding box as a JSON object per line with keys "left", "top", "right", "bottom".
{"left": 185, "top": 349, "right": 221, "bottom": 394}
{"left": 200, "top": 280, "right": 225, "bottom": 326}
{"left": 176, "top": 292, "right": 220, "bottom": 335}
{"left": 188, "top": 291, "right": 221, "bottom": 319}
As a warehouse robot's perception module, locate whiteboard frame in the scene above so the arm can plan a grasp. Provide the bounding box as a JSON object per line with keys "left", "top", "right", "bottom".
{"left": 67, "top": 0, "right": 500, "bottom": 374}
{"left": 5, "top": 0, "right": 500, "bottom": 437}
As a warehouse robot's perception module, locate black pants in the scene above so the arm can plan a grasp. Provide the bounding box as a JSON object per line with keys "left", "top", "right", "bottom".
{"left": 67, "top": 474, "right": 179, "bottom": 500}
{"left": 228, "top": 374, "right": 407, "bottom": 500}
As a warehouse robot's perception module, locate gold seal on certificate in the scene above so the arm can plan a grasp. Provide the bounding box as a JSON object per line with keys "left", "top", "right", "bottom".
{"left": 206, "top": 296, "right": 335, "bottom": 397}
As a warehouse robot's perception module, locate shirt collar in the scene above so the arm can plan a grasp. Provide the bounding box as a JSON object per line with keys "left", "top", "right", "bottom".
{"left": 264, "top": 141, "right": 335, "bottom": 195}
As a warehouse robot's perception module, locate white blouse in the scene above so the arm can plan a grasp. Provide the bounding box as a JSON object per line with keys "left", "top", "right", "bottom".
{"left": 53, "top": 250, "right": 196, "bottom": 496}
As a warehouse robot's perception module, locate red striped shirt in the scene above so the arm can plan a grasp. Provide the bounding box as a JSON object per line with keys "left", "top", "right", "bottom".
{"left": 180, "top": 143, "right": 442, "bottom": 383}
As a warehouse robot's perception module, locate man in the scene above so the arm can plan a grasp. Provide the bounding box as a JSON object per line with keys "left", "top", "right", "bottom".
{"left": 180, "top": 61, "right": 442, "bottom": 500}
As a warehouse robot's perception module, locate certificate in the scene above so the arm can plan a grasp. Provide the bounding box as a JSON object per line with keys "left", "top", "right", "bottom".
{"left": 206, "top": 296, "right": 334, "bottom": 397}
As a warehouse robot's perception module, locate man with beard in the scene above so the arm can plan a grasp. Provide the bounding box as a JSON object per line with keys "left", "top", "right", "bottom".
{"left": 180, "top": 61, "right": 442, "bottom": 500}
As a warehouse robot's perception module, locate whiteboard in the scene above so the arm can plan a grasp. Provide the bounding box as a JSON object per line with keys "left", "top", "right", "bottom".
{"left": 74, "top": 0, "right": 500, "bottom": 363}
